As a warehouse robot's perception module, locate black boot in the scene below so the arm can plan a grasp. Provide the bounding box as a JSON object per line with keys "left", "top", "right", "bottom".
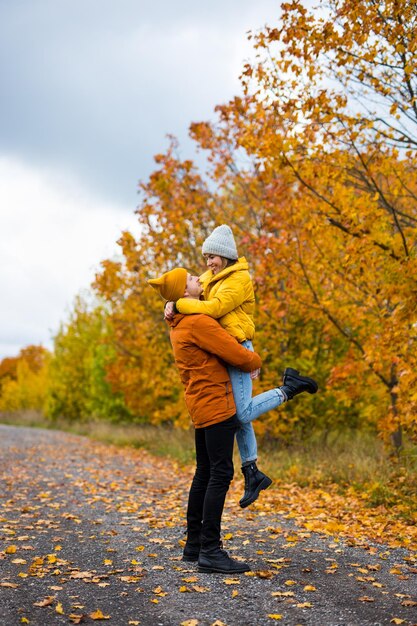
{"left": 280, "top": 367, "right": 318, "bottom": 400}
{"left": 239, "top": 462, "right": 272, "bottom": 509}
{"left": 182, "top": 542, "right": 200, "bottom": 562}
{"left": 182, "top": 527, "right": 201, "bottom": 562}
{"left": 198, "top": 548, "right": 250, "bottom": 573}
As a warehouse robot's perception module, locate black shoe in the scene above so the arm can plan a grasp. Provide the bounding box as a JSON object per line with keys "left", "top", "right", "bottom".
{"left": 280, "top": 367, "right": 318, "bottom": 400}
{"left": 198, "top": 548, "right": 250, "bottom": 574}
{"left": 182, "top": 537, "right": 224, "bottom": 562}
{"left": 239, "top": 462, "right": 272, "bottom": 508}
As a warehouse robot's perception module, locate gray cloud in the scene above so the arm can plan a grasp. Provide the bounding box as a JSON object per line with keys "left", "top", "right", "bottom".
{"left": 0, "top": 0, "right": 280, "bottom": 358}
{"left": 0, "top": 0, "right": 278, "bottom": 205}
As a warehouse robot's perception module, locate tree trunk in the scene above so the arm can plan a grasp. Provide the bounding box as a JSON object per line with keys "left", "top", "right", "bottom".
{"left": 390, "top": 379, "right": 402, "bottom": 452}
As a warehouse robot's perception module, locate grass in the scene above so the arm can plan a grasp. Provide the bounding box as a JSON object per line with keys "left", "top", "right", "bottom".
{"left": 1, "top": 410, "right": 416, "bottom": 515}
{"left": 259, "top": 431, "right": 417, "bottom": 515}
{"left": 0, "top": 410, "right": 196, "bottom": 465}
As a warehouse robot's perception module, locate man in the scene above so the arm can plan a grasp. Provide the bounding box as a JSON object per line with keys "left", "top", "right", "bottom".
{"left": 149, "top": 268, "right": 261, "bottom": 573}
{"left": 148, "top": 268, "right": 316, "bottom": 573}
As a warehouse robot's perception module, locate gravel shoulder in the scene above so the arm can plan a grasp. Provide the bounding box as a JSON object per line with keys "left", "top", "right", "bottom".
{"left": 0, "top": 424, "right": 416, "bottom": 626}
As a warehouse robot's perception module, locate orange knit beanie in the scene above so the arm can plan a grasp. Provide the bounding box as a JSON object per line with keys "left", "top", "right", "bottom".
{"left": 148, "top": 268, "right": 187, "bottom": 301}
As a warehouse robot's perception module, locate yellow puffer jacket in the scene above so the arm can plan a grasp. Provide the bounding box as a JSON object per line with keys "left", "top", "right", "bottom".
{"left": 175, "top": 257, "right": 255, "bottom": 343}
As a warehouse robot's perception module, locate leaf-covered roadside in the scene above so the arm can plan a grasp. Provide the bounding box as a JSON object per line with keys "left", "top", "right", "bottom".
{"left": 0, "top": 425, "right": 416, "bottom": 626}
{"left": 253, "top": 481, "right": 417, "bottom": 552}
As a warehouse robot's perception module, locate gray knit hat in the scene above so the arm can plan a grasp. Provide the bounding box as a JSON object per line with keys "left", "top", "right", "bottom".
{"left": 201, "top": 224, "right": 238, "bottom": 260}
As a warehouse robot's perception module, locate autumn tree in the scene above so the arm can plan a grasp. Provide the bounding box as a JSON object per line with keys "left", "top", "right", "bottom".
{"left": 93, "top": 144, "right": 220, "bottom": 426}
{"left": 45, "top": 295, "right": 130, "bottom": 422}
{"left": 245, "top": 0, "right": 417, "bottom": 447}
{"left": 0, "top": 345, "right": 50, "bottom": 413}
{"left": 94, "top": 1, "right": 416, "bottom": 447}
{"left": 175, "top": 0, "right": 417, "bottom": 447}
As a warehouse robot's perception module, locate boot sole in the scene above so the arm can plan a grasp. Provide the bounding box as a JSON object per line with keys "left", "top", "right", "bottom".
{"left": 283, "top": 368, "right": 318, "bottom": 394}
{"left": 239, "top": 476, "right": 273, "bottom": 509}
{"left": 198, "top": 565, "right": 250, "bottom": 573}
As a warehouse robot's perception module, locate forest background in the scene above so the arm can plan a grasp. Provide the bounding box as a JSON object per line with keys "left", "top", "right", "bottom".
{"left": 1, "top": 0, "right": 416, "bottom": 521}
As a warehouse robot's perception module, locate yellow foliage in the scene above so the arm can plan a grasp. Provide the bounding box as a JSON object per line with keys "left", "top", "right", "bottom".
{"left": 0, "top": 348, "right": 50, "bottom": 412}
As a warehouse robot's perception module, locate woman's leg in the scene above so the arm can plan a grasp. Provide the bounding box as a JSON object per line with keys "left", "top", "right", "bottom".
{"left": 227, "top": 363, "right": 257, "bottom": 463}
{"left": 227, "top": 340, "right": 281, "bottom": 507}
{"left": 228, "top": 341, "right": 286, "bottom": 464}
{"left": 235, "top": 422, "right": 258, "bottom": 464}
{"left": 233, "top": 341, "right": 286, "bottom": 423}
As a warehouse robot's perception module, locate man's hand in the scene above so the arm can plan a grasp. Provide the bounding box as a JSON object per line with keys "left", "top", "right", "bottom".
{"left": 164, "top": 301, "right": 176, "bottom": 320}
{"left": 250, "top": 368, "right": 261, "bottom": 380}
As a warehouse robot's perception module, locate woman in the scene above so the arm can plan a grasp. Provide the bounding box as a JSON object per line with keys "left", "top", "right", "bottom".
{"left": 166, "top": 225, "right": 318, "bottom": 507}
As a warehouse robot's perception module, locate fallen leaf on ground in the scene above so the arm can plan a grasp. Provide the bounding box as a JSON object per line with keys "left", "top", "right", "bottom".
{"left": 89, "top": 609, "right": 110, "bottom": 620}
{"left": 271, "top": 591, "right": 294, "bottom": 597}
{"left": 256, "top": 570, "right": 274, "bottom": 579}
{"left": 34, "top": 596, "right": 55, "bottom": 607}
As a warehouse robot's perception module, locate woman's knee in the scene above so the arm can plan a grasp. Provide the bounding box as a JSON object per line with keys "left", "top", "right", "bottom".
{"left": 235, "top": 402, "right": 253, "bottom": 423}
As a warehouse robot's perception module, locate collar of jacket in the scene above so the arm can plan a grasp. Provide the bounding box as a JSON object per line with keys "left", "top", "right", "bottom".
{"left": 200, "top": 256, "right": 249, "bottom": 286}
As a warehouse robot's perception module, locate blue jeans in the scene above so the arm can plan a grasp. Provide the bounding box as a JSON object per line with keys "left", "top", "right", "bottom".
{"left": 227, "top": 340, "right": 285, "bottom": 464}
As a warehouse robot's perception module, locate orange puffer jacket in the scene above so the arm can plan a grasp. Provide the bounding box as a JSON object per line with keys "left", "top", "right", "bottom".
{"left": 169, "top": 313, "right": 262, "bottom": 428}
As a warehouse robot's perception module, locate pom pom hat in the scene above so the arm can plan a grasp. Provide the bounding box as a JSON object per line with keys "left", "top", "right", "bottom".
{"left": 202, "top": 224, "right": 238, "bottom": 260}
{"left": 148, "top": 268, "right": 187, "bottom": 301}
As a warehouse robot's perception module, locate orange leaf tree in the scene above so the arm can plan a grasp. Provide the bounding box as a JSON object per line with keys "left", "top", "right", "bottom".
{"left": 184, "top": 0, "right": 417, "bottom": 446}
{"left": 93, "top": 143, "right": 217, "bottom": 425}
{"left": 94, "top": 1, "right": 417, "bottom": 446}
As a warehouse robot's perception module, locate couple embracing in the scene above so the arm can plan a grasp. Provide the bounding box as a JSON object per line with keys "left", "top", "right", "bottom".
{"left": 148, "top": 224, "right": 318, "bottom": 574}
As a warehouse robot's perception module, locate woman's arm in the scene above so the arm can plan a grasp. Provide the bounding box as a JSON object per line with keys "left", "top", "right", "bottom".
{"left": 176, "top": 280, "right": 246, "bottom": 319}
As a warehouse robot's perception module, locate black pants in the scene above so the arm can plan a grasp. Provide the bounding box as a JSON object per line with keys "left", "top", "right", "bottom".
{"left": 186, "top": 415, "right": 238, "bottom": 553}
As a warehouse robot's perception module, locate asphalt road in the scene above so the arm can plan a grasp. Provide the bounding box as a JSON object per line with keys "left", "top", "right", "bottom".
{"left": 0, "top": 424, "right": 416, "bottom": 626}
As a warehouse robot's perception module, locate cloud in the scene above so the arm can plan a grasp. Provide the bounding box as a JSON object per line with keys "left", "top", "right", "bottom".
{"left": 0, "top": 0, "right": 278, "bottom": 204}
{"left": 0, "top": 0, "right": 281, "bottom": 358}
{"left": 0, "top": 156, "right": 138, "bottom": 357}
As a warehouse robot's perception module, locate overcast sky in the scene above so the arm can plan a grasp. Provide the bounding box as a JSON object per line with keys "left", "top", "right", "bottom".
{"left": 0, "top": 0, "right": 280, "bottom": 359}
